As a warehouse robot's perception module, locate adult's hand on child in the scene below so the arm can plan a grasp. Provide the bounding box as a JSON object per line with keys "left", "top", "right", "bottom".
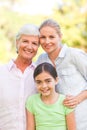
{"left": 63, "top": 95, "right": 79, "bottom": 108}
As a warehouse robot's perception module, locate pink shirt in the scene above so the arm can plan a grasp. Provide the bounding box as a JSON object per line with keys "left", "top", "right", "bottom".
{"left": 0, "top": 60, "right": 37, "bottom": 130}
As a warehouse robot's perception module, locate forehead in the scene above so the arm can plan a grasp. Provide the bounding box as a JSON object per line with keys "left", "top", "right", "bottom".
{"left": 20, "top": 34, "right": 39, "bottom": 41}
{"left": 35, "top": 71, "right": 53, "bottom": 80}
{"left": 40, "top": 26, "right": 57, "bottom": 35}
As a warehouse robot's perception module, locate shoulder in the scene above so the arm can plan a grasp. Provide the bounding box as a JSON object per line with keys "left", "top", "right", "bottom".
{"left": 68, "top": 47, "right": 86, "bottom": 56}
{"left": 69, "top": 47, "right": 87, "bottom": 64}
{"left": 0, "top": 63, "right": 8, "bottom": 73}
{"left": 59, "top": 94, "right": 65, "bottom": 101}
{"left": 26, "top": 94, "right": 39, "bottom": 103}
{"left": 26, "top": 94, "right": 40, "bottom": 109}
{"left": 59, "top": 94, "right": 74, "bottom": 114}
{"left": 36, "top": 53, "right": 48, "bottom": 65}
{"left": 64, "top": 46, "right": 87, "bottom": 62}
{"left": 38, "top": 53, "right": 47, "bottom": 59}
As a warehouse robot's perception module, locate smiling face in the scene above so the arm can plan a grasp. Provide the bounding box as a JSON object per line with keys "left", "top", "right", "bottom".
{"left": 16, "top": 34, "right": 39, "bottom": 61}
{"left": 40, "top": 26, "right": 61, "bottom": 55}
{"left": 35, "top": 71, "right": 58, "bottom": 97}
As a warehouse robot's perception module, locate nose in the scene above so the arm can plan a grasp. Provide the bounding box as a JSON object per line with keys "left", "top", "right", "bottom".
{"left": 42, "top": 82, "right": 47, "bottom": 88}
{"left": 27, "top": 42, "right": 32, "bottom": 49}
{"left": 45, "top": 38, "right": 50, "bottom": 44}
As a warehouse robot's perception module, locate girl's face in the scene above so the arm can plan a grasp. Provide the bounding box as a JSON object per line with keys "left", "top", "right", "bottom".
{"left": 35, "top": 71, "right": 58, "bottom": 97}
{"left": 40, "top": 26, "right": 61, "bottom": 55}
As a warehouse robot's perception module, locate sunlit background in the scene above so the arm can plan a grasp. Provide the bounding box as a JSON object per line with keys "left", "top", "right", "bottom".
{"left": 0, "top": 0, "right": 87, "bottom": 63}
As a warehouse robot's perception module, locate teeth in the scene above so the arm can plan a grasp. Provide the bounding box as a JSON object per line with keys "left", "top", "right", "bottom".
{"left": 42, "top": 89, "right": 49, "bottom": 93}
{"left": 25, "top": 50, "right": 32, "bottom": 53}
{"left": 46, "top": 44, "right": 52, "bottom": 46}
{"left": 45, "top": 45, "right": 52, "bottom": 48}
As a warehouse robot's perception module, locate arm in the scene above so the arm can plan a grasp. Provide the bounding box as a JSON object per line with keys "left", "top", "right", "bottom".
{"left": 63, "top": 90, "right": 87, "bottom": 108}
{"left": 64, "top": 49, "right": 87, "bottom": 108}
{"left": 26, "top": 109, "right": 35, "bottom": 130}
{"left": 66, "top": 111, "right": 76, "bottom": 130}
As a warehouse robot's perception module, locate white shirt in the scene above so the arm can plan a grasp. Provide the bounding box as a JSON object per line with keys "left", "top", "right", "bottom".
{"left": 0, "top": 60, "right": 37, "bottom": 130}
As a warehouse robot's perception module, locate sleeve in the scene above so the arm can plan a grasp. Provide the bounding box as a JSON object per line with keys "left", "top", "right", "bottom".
{"left": 61, "top": 94, "right": 74, "bottom": 115}
{"left": 64, "top": 106, "right": 74, "bottom": 115}
{"left": 25, "top": 96, "right": 34, "bottom": 114}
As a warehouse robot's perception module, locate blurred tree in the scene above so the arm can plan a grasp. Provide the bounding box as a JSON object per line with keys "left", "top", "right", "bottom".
{"left": 52, "top": 0, "right": 87, "bottom": 51}
{"left": 0, "top": 0, "right": 87, "bottom": 63}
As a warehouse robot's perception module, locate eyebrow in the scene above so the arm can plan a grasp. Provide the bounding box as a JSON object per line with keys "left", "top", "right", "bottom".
{"left": 35, "top": 78, "right": 52, "bottom": 82}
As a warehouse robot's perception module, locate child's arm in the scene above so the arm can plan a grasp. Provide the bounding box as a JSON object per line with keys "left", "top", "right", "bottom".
{"left": 26, "top": 109, "right": 35, "bottom": 130}
{"left": 66, "top": 111, "right": 76, "bottom": 130}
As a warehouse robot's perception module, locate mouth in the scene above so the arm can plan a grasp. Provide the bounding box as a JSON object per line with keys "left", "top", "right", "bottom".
{"left": 24, "top": 49, "right": 33, "bottom": 54}
{"left": 41, "top": 89, "right": 50, "bottom": 93}
{"left": 44, "top": 44, "right": 52, "bottom": 49}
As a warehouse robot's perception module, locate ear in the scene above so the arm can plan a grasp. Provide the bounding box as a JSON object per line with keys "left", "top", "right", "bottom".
{"left": 55, "top": 77, "right": 58, "bottom": 85}
{"left": 16, "top": 39, "right": 19, "bottom": 45}
{"left": 16, "top": 40, "right": 19, "bottom": 53}
{"left": 59, "top": 33, "right": 63, "bottom": 38}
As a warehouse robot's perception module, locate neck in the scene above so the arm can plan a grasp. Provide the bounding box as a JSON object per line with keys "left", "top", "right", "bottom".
{"left": 14, "top": 57, "right": 32, "bottom": 73}
{"left": 41, "top": 92, "right": 59, "bottom": 105}
{"left": 48, "top": 47, "right": 61, "bottom": 66}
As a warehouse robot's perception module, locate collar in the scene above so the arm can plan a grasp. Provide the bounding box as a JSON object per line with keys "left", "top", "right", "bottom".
{"left": 7, "top": 59, "right": 16, "bottom": 71}
{"left": 58, "top": 44, "right": 69, "bottom": 58}
{"left": 7, "top": 59, "right": 36, "bottom": 71}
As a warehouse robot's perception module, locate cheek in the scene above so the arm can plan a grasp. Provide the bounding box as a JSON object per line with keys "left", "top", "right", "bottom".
{"left": 17, "top": 42, "right": 22, "bottom": 49}
{"left": 34, "top": 47, "right": 39, "bottom": 52}
{"left": 40, "top": 42, "right": 45, "bottom": 48}
{"left": 17, "top": 45, "right": 22, "bottom": 53}
{"left": 36, "top": 86, "right": 41, "bottom": 91}
{"left": 40, "top": 39, "right": 45, "bottom": 44}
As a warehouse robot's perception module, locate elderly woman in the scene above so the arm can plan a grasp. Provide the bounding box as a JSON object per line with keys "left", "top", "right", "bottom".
{"left": 0, "top": 24, "right": 40, "bottom": 130}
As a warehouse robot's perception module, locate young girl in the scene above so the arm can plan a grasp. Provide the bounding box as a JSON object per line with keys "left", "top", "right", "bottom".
{"left": 26, "top": 62, "right": 76, "bottom": 130}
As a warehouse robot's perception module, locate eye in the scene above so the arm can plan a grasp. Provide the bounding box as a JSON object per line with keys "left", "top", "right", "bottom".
{"left": 40, "top": 36, "right": 45, "bottom": 39}
{"left": 35, "top": 80, "right": 41, "bottom": 85}
{"left": 49, "top": 35, "right": 55, "bottom": 39}
{"left": 23, "top": 40, "right": 28, "bottom": 43}
{"left": 32, "top": 42, "right": 38, "bottom": 46}
{"left": 46, "top": 79, "right": 51, "bottom": 83}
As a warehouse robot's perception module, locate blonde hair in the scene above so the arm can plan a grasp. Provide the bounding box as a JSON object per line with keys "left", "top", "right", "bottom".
{"left": 39, "top": 19, "right": 62, "bottom": 36}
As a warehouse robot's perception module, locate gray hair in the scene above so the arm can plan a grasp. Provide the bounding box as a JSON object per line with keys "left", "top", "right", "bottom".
{"left": 16, "top": 24, "right": 40, "bottom": 40}
{"left": 39, "top": 19, "right": 62, "bottom": 36}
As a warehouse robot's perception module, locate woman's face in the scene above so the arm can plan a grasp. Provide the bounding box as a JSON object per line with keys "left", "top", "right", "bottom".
{"left": 16, "top": 34, "right": 39, "bottom": 61}
{"left": 40, "top": 26, "right": 61, "bottom": 55}
{"left": 35, "top": 71, "right": 58, "bottom": 97}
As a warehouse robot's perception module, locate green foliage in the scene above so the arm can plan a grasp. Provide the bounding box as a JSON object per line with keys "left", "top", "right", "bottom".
{"left": 0, "top": 0, "right": 87, "bottom": 63}
{"left": 52, "top": 0, "right": 87, "bottom": 50}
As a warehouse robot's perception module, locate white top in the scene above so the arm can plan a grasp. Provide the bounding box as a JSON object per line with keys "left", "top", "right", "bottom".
{"left": 36, "top": 44, "right": 87, "bottom": 130}
{"left": 0, "top": 60, "right": 37, "bottom": 130}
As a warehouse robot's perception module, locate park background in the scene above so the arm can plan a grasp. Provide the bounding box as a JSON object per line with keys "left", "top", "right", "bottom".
{"left": 0, "top": 0, "right": 87, "bottom": 63}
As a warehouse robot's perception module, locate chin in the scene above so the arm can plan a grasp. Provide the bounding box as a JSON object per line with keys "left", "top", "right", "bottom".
{"left": 42, "top": 92, "right": 50, "bottom": 97}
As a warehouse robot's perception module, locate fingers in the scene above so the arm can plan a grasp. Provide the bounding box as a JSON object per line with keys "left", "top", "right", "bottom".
{"left": 63, "top": 95, "right": 79, "bottom": 108}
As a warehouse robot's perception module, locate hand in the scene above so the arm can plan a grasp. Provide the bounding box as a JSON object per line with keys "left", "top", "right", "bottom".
{"left": 63, "top": 95, "right": 79, "bottom": 108}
